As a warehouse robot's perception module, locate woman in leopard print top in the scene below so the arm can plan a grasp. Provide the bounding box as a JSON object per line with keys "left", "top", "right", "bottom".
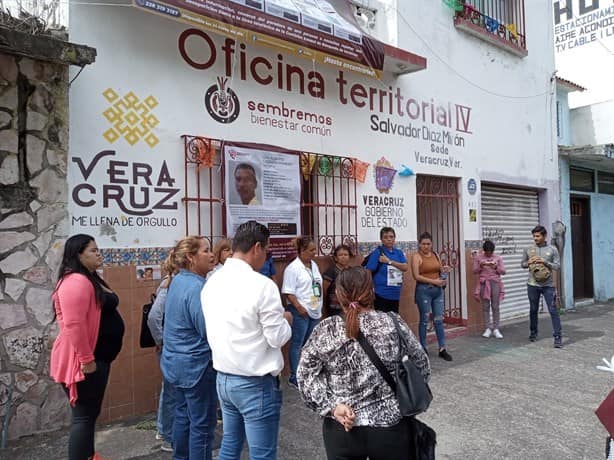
{"left": 297, "top": 266, "right": 430, "bottom": 460}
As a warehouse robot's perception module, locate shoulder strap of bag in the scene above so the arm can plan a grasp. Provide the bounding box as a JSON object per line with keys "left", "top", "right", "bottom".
{"left": 356, "top": 330, "right": 397, "bottom": 392}
{"left": 387, "top": 312, "right": 410, "bottom": 354}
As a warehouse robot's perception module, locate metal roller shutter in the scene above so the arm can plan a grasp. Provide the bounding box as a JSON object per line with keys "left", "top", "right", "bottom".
{"left": 481, "top": 185, "right": 540, "bottom": 321}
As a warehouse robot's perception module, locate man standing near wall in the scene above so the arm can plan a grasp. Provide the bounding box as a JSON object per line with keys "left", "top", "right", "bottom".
{"left": 521, "top": 225, "right": 563, "bottom": 348}
{"left": 201, "top": 220, "right": 292, "bottom": 460}
{"left": 364, "top": 227, "right": 409, "bottom": 313}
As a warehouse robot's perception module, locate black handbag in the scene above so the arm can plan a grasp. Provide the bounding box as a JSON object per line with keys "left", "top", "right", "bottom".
{"left": 407, "top": 417, "right": 437, "bottom": 460}
{"left": 139, "top": 294, "right": 156, "bottom": 348}
{"left": 357, "top": 317, "right": 436, "bottom": 460}
{"left": 357, "top": 314, "right": 433, "bottom": 417}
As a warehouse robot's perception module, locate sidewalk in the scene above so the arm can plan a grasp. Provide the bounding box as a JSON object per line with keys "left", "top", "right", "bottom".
{"left": 4, "top": 302, "right": 613, "bottom": 460}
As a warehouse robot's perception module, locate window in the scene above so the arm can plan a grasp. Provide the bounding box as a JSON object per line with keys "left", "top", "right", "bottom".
{"left": 182, "top": 136, "right": 226, "bottom": 247}
{"left": 182, "top": 136, "right": 358, "bottom": 256}
{"left": 598, "top": 171, "right": 614, "bottom": 195}
{"left": 301, "top": 154, "right": 358, "bottom": 255}
{"left": 454, "top": 0, "right": 527, "bottom": 56}
{"left": 570, "top": 167, "right": 594, "bottom": 193}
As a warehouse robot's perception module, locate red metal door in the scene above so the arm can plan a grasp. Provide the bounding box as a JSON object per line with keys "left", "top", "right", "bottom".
{"left": 416, "top": 175, "right": 463, "bottom": 324}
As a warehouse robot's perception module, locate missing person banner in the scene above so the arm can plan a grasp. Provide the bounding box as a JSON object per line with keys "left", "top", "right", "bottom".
{"left": 224, "top": 143, "right": 301, "bottom": 256}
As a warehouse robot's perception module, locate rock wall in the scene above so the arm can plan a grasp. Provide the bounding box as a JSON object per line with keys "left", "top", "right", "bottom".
{"left": 0, "top": 50, "right": 71, "bottom": 439}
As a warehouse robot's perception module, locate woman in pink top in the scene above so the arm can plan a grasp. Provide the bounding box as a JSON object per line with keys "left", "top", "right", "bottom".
{"left": 50, "top": 234, "right": 124, "bottom": 460}
{"left": 473, "top": 240, "right": 506, "bottom": 339}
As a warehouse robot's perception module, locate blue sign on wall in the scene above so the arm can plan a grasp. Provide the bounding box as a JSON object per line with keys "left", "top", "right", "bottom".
{"left": 468, "top": 178, "right": 477, "bottom": 195}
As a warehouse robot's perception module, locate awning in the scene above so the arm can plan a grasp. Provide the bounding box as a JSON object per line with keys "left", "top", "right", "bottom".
{"left": 555, "top": 76, "right": 586, "bottom": 93}
{"left": 133, "top": 0, "right": 426, "bottom": 78}
{"left": 559, "top": 144, "right": 614, "bottom": 172}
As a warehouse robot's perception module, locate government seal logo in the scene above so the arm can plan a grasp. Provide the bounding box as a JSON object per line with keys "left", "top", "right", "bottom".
{"left": 204, "top": 77, "right": 240, "bottom": 124}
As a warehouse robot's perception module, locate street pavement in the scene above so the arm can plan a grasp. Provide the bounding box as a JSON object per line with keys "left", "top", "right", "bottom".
{"left": 4, "top": 302, "right": 613, "bottom": 460}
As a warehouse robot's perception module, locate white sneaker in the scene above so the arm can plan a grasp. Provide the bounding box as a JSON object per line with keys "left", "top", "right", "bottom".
{"left": 160, "top": 441, "right": 173, "bottom": 452}
{"left": 493, "top": 329, "right": 503, "bottom": 339}
{"left": 155, "top": 432, "right": 164, "bottom": 441}
{"left": 482, "top": 328, "right": 492, "bottom": 338}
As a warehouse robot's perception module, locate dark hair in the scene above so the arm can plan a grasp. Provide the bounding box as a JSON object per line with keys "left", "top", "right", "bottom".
{"left": 234, "top": 163, "right": 257, "bottom": 180}
{"left": 380, "top": 227, "right": 395, "bottom": 239}
{"left": 54, "top": 234, "right": 109, "bottom": 315}
{"left": 531, "top": 225, "right": 547, "bottom": 236}
{"left": 333, "top": 244, "right": 354, "bottom": 258}
{"left": 419, "top": 232, "right": 432, "bottom": 242}
{"left": 233, "top": 220, "right": 270, "bottom": 253}
{"left": 336, "top": 267, "right": 374, "bottom": 339}
{"left": 483, "top": 240, "right": 495, "bottom": 253}
{"left": 294, "top": 236, "right": 314, "bottom": 253}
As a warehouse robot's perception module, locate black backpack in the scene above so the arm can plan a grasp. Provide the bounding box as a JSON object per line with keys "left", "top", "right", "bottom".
{"left": 139, "top": 293, "right": 156, "bottom": 348}
{"left": 361, "top": 247, "right": 384, "bottom": 271}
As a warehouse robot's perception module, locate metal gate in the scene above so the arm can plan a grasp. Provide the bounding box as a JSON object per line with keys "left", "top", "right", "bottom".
{"left": 416, "top": 175, "right": 463, "bottom": 324}
{"left": 481, "top": 184, "right": 540, "bottom": 320}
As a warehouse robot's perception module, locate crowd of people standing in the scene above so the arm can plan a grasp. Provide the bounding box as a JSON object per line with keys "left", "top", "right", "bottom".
{"left": 48, "top": 222, "right": 562, "bottom": 459}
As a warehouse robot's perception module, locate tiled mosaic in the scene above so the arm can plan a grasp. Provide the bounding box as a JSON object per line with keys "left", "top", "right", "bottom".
{"left": 357, "top": 241, "right": 418, "bottom": 256}
{"left": 101, "top": 247, "right": 172, "bottom": 266}
{"left": 465, "top": 240, "right": 483, "bottom": 250}
{"left": 101, "top": 240, "right": 480, "bottom": 266}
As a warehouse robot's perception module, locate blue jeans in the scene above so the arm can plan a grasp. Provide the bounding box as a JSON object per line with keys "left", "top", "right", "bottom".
{"left": 287, "top": 305, "right": 319, "bottom": 383}
{"left": 415, "top": 283, "right": 446, "bottom": 349}
{"left": 172, "top": 364, "right": 218, "bottom": 460}
{"left": 216, "top": 372, "right": 283, "bottom": 460}
{"left": 527, "top": 285, "right": 562, "bottom": 338}
{"left": 157, "top": 352, "right": 177, "bottom": 443}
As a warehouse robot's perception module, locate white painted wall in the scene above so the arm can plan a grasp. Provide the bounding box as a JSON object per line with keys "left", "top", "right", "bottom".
{"left": 68, "top": 0, "right": 557, "bottom": 248}
{"left": 571, "top": 98, "right": 614, "bottom": 145}
{"left": 556, "top": 88, "right": 573, "bottom": 146}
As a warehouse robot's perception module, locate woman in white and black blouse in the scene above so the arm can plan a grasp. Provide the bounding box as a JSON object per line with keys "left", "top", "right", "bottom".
{"left": 297, "top": 266, "right": 430, "bottom": 460}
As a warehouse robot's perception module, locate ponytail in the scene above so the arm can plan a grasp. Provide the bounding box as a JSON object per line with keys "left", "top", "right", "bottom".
{"left": 335, "top": 267, "right": 375, "bottom": 339}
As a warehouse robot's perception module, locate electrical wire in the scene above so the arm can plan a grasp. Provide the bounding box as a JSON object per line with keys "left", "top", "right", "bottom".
{"left": 68, "top": 64, "right": 85, "bottom": 86}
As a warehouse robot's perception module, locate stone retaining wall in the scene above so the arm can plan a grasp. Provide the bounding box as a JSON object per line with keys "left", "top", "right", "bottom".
{"left": 0, "top": 27, "right": 95, "bottom": 439}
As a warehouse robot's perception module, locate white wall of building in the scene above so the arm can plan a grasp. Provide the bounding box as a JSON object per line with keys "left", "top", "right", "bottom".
{"left": 571, "top": 99, "right": 614, "bottom": 145}
{"left": 557, "top": 89, "right": 573, "bottom": 146}
{"left": 68, "top": 0, "right": 558, "bottom": 248}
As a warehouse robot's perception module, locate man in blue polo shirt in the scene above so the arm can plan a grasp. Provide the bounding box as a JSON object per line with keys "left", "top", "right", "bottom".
{"left": 365, "top": 227, "right": 409, "bottom": 313}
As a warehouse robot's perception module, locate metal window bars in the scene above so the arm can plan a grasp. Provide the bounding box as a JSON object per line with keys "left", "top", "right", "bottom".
{"left": 456, "top": 0, "right": 527, "bottom": 50}
{"left": 300, "top": 153, "right": 359, "bottom": 256}
{"left": 182, "top": 136, "right": 359, "bottom": 257}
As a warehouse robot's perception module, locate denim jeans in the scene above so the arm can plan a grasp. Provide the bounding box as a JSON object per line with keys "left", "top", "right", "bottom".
{"left": 415, "top": 283, "right": 446, "bottom": 349}
{"left": 157, "top": 351, "right": 177, "bottom": 443}
{"left": 216, "top": 372, "right": 283, "bottom": 460}
{"left": 172, "top": 364, "right": 218, "bottom": 460}
{"left": 287, "top": 305, "right": 319, "bottom": 383}
{"left": 527, "top": 285, "right": 562, "bottom": 338}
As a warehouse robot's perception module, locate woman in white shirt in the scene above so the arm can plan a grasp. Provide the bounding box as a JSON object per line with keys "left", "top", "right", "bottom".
{"left": 282, "top": 236, "right": 323, "bottom": 388}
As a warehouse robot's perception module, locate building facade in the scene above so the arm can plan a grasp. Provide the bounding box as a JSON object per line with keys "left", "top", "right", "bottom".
{"left": 49, "top": 0, "right": 560, "bottom": 427}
